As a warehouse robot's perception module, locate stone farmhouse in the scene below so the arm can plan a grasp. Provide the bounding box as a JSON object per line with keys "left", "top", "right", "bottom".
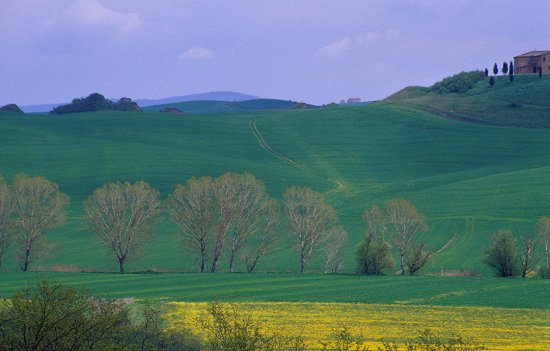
{"left": 514, "top": 51, "right": 550, "bottom": 74}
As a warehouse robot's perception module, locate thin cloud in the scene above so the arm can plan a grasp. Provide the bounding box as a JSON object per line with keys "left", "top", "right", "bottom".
{"left": 356, "top": 30, "right": 400, "bottom": 46}
{"left": 179, "top": 47, "right": 216, "bottom": 60}
{"left": 317, "top": 30, "right": 400, "bottom": 58}
{"left": 63, "top": 0, "right": 141, "bottom": 36}
{"left": 317, "top": 37, "right": 353, "bottom": 57}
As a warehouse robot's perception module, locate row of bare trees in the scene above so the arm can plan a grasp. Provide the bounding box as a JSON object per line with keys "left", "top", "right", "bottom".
{"left": 85, "top": 173, "right": 352, "bottom": 274}
{"left": 0, "top": 173, "right": 347, "bottom": 273}
{"left": 7, "top": 172, "right": 547, "bottom": 277}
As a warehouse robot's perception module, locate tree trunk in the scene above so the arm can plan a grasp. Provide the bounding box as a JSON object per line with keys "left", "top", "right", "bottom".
{"left": 210, "top": 253, "right": 219, "bottom": 272}
{"left": 200, "top": 244, "right": 206, "bottom": 273}
{"left": 118, "top": 258, "right": 125, "bottom": 273}
{"left": 229, "top": 251, "right": 235, "bottom": 273}
{"left": 247, "top": 259, "right": 257, "bottom": 273}
{"left": 300, "top": 248, "right": 305, "bottom": 273}
{"left": 22, "top": 243, "right": 31, "bottom": 272}
{"left": 545, "top": 244, "right": 549, "bottom": 271}
{"left": 399, "top": 251, "right": 405, "bottom": 275}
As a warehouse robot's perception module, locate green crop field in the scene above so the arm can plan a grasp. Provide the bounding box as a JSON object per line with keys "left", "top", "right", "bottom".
{"left": 0, "top": 272, "right": 548, "bottom": 309}
{"left": 0, "top": 75, "right": 550, "bottom": 275}
{"left": 142, "top": 98, "right": 305, "bottom": 114}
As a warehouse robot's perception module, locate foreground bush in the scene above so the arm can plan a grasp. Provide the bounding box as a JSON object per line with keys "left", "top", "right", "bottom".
{"left": 198, "top": 302, "right": 306, "bottom": 351}
{"left": 0, "top": 280, "right": 199, "bottom": 351}
{"left": 379, "top": 329, "right": 487, "bottom": 351}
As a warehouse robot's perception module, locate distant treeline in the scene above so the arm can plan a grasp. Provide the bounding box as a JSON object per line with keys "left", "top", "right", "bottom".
{"left": 50, "top": 93, "right": 142, "bottom": 114}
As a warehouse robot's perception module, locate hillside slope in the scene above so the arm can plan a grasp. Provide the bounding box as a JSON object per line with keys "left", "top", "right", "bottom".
{"left": 384, "top": 74, "right": 550, "bottom": 127}
{"left": 1, "top": 86, "right": 550, "bottom": 273}
{"left": 142, "top": 99, "right": 315, "bottom": 115}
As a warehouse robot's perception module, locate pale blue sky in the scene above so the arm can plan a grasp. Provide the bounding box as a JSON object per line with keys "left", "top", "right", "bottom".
{"left": 1, "top": 0, "right": 549, "bottom": 106}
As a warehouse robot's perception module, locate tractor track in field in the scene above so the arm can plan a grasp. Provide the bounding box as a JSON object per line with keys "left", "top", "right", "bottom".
{"left": 249, "top": 119, "right": 344, "bottom": 194}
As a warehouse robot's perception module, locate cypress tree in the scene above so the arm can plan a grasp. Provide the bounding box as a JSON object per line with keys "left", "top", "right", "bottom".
{"left": 493, "top": 63, "right": 498, "bottom": 75}
{"left": 502, "top": 62, "right": 508, "bottom": 74}
{"left": 489, "top": 76, "right": 495, "bottom": 86}
{"left": 484, "top": 68, "right": 489, "bottom": 77}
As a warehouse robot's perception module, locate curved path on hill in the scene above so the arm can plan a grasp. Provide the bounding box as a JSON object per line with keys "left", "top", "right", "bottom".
{"left": 249, "top": 119, "right": 344, "bottom": 194}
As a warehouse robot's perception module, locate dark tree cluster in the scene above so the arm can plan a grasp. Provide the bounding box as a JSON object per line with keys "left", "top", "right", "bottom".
{"left": 428, "top": 71, "right": 485, "bottom": 94}
{"left": 0, "top": 104, "right": 23, "bottom": 113}
{"left": 50, "top": 93, "right": 142, "bottom": 114}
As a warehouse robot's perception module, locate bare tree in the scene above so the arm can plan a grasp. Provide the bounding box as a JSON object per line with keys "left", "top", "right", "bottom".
{"left": 384, "top": 199, "right": 428, "bottom": 275}
{"left": 166, "top": 176, "right": 214, "bottom": 272}
{"left": 519, "top": 232, "right": 537, "bottom": 278}
{"left": 210, "top": 173, "right": 238, "bottom": 272}
{"left": 0, "top": 176, "right": 13, "bottom": 267}
{"left": 324, "top": 227, "right": 348, "bottom": 273}
{"left": 11, "top": 174, "right": 69, "bottom": 271}
{"left": 364, "top": 204, "right": 387, "bottom": 240}
{"left": 537, "top": 216, "right": 550, "bottom": 271}
{"left": 227, "top": 173, "right": 270, "bottom": 272}
{"left": 405, "top": 242, "right": 431, "bottom": 275}
{"left": 244, "top": 199, "right": 280, "bottom": 273}
{"left": 210, "top": 173, "right": 240, "bottom": 272}
{"left": 283, "top": 186, "right": 337, "bottom": 273}
{"left": 84, "top": 181, "right": 160, "bottom": 273}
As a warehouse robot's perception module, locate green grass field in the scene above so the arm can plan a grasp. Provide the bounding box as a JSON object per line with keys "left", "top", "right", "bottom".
{"left": 385, "top": 74, "right": 550, "bottom": 127}
{"left": 0, "top": 75, "right": 550, "bottom": 274}
{"left": 0, "top": 272, "right": 548, "bottom": 308}
{"left": 142, "top": 98, "right": 306, "bottom": 114}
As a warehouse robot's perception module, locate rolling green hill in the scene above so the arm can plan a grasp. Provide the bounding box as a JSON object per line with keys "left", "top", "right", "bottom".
{"left": 142, "top": 99, "right": 315, "bottom": 115}
{"left": 1, "top": 75, "right": 550, "bottom": 275}
{"left": 384, "top": 73, "right": 550, "bottom": 127}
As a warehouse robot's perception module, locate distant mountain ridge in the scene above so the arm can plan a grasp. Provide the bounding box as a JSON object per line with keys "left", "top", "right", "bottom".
{"left": 136, "top": 91, "right": 260, "bottom": 107}
{"left": 20, "top": 91, "right": 260, "bottom": 113}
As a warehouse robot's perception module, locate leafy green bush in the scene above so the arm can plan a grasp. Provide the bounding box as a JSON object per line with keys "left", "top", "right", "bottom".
{"left": 428, "top": 71, "right": 485, "bottom": 94}
{"left": 356, "top": 234, "right": 393, "bottom": 275}
{"left": 482, "top": 230, "right": 521, "bottom": 277}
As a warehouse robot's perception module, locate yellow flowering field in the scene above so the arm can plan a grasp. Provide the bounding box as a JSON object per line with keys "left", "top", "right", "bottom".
{"left": 165, "top": 302, "right": 550, "bottom": 351}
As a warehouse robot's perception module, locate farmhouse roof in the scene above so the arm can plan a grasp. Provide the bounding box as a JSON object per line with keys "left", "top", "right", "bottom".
{"left": 514, "top": 50, "right": 550, "bottom": 58}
